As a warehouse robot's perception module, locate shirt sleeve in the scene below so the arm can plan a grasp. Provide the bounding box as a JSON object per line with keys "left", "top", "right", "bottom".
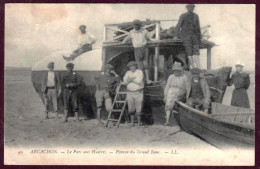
{"left": 245, "top": 74, "right": 250, "bottom": 90}
{"left": 77, "top": 35, "right": 83, "bottom": 46}
{"left": 87, "top": 32, "right": 97, "bottom": 44}
{"left": 122, "top": 31, "right": 132, "bottom": 43}
{"left": 123, "top": 72, "right": 129, "bottom": 84}
{"left": 227, "top": 74, "right": 234, "bottom": 86}
{"left": 174, "top": 14, "right": 184, "bottom": 37}
{"left": 132, "top": 70, "right": 144, "bottom": 84}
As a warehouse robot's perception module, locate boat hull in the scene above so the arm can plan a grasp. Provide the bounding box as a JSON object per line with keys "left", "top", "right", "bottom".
{"left": 176, "top": 102, "right": 255, "bottom": 149}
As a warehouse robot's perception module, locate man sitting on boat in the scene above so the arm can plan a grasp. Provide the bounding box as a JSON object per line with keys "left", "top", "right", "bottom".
{"left": 121, "top": 19, "right": 156, "bottom": 84}
{"left": 63, "top": 25, "right": 97, "bottom": 61}
{"left": 164, "top": 62, "right": 188, "bottom": 126}
{"left": 123, "top": 61, "right": 144, "bottom": 126}
{"left": 95, "top": 64, "right": 121, "bottom": 125}
{"left": 173, "top": 4, "right": 201, "bottom": 69}
{"left": 186, "top": 68, "right": 211, "bottom": 114}
{"left": 228, "top": 62, "right": 250, "bottom": 108}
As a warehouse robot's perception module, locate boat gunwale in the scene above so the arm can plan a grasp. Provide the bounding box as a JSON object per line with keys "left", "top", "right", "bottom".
{"left": 176, "top": 101, "right": 255, "bottom": 130}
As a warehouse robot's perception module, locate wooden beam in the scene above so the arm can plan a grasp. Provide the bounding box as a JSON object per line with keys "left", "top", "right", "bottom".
{"left": 154, "top": 22, "right": 160, "bottom": 81}
{"left": 103, "top": 26, "right": 107, "bottom": 42}
{"left": 102, "top": 47, "right": 106, "bottom": 72}
{"left": 207, "top": 47, "right": 212, "bottom": 69}
{"left": 106, "top": 26, "right": 129, "bottom": 34}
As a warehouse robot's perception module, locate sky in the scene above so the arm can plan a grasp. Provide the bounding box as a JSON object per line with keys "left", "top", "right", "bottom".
{"left": 5, "top": 4, "right": 255, "bottom": 71}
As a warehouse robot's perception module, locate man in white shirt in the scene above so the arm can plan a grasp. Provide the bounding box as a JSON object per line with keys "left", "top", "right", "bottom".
{"left": 41, "top": 62, "right": 61, "bottom": 119}
{"left": 123, "top": 61, "right": 144, "bottom": 126}
{"left": 122, "top": 20, "right": 156, "bottom": 84}
{"left": 63, "top": 25, "right": 97, "bottom": 61}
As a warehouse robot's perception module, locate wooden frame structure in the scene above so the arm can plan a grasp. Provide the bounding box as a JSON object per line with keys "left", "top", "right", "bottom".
{"left": 102, "top": 20, "right": 215, "bottom": 81}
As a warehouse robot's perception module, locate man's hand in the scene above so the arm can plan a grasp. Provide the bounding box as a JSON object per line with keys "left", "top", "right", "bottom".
{"left": 173, "top": 37, "right": 178, "bottom": 41}
{"left": 42, "top": 92, "right": 47, "bottom": 98}
{"left": 110, "top": 70, "right": 118, "bottom": 76}
{"left": 65, "top": 84, "right": 70, "bottom": 88}
{"left": 58, "top": 90, "right": 61, "bottom": 96}
{"left": 127, "top": 77, "right": 135, "bottom": 83}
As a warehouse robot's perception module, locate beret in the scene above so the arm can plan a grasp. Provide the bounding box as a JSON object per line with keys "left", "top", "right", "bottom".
{"left": 66, "top": 63, "right": 74, "bottom": 67}
{"left": 133, "top": 19, "right": 142, "bottom": 25}
{"left": 127, "top": 61, "right": 137, "bottom": 67}
{"left": 47, "top": 62, "right": 54, "bottom": 68}
{"left": 190, "top": 68, "right": 201, "bottom": 74}
{"left": 79, "top": 25, "right": 86, "bottom": 29}
{"left": 104, "top": 64, "right": 114, "bottom": 70}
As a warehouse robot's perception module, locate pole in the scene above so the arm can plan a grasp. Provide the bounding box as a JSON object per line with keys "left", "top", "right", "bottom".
{"left": 154, "top": 22, "right": 160, "bottom": 81}
{"left": 207, "top": 47, "right": 212, "bottom": 69}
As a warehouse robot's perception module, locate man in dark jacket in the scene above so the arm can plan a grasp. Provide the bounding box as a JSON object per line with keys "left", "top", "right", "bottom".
{"left": 61, "top": 63, "right": 82, "bottom": 122}
{"left": 186, "top": 68, "right": 211, "bottom": 113}
{"left": 174, "top": 4, "right": 201, "bottom": 69}
{"left": 41, "top": 62, "right": 61, "bottom": 119}
{"left": 228, "top": 63, "right": 250, "bottom": 108}
{"left": 95, "top": 64, "right": 120, "bottom": 125}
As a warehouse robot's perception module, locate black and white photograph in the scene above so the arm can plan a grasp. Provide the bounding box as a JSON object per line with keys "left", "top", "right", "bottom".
{"left": 4, "top": 3, "right": 255, "bottom": 165}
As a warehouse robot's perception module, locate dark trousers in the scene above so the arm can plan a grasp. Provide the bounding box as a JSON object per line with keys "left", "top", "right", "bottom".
{"left": 70, "top": 44, "right": 92, "bottom": 59}
{"left": 63, "top": 89, "right": 79, "bottom": 112}
{"left": 187, "top": 97, "right": 210, "bottom": 110}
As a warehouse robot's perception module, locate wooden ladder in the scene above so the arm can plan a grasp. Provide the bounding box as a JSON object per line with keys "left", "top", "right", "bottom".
{"left": 106, "top": 84, "right": 129, "bottom": 127}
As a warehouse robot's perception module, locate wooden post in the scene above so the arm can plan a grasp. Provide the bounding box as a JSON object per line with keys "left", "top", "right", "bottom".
{"left": 102, "top": 47, "right": 106, "bottom": 72}
{"left": 103, "top": 26, "right": 107, "bottom": 42}
{"left": 154, "top": 22, "right": 160, "bottom": 81}
{"left": 207, "top": 47, "right": 212, "bottom": 69}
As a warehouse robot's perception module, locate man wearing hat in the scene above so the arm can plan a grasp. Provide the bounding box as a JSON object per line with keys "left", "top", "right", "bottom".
{"left": 174, "top": 4, "right": 202, "bottom": 69}
{"left": 186, "top": 68, "right": 211, "bottom": 113}
{"left": 63, "top": 25, "right": 97, "bottom": 61}
{"left": 61, "top": 63, "right": 82, "bottom": 122}
{"left": 228, "top": 62, "right": 250, "bottom": 108}
{"left": 41, "top": 62, "right": 61, "bottom": 119}
{"left": 123, "top": 61, "right": 144, "bottom": 126}
{"left": 121, "top": 19, "right": 156, "bottom": 84}
{"left": 164, "top": 62, "right": 188, "bottom": 126}
{"left": 95, "top": 64, "right": 120, "bottom": 125}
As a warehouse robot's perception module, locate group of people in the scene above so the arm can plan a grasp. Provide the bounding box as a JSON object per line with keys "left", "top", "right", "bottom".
{"left": 41, "top": 3, "right": 251, "bottom": 125}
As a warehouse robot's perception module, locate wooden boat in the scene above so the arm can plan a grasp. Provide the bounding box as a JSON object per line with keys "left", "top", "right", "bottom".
{"left": 176, "top": 101, "right": 255, "bottom": 149}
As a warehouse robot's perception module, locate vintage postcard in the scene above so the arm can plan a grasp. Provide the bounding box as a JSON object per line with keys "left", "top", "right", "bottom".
{"left": 4, "top": 3, "right": 255, "bottom": 165}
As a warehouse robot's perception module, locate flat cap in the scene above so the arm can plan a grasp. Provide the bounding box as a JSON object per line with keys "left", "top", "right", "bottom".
{"left": 79, "top": 25, "right": 86, "bottom": 29}
{"left": 47, "top": 62, "right": 54, "bottom": 68}
{"left": 133, "top": 19, "right": 142, "bottom": 25}
{"left": 172, "top": 62, "right": 182, "bottom": 71}
{"left": 66, "top": 63, "right": 74, "bottom": 68}
{"left": 104, "top": 64, "right": 114, "bottom": 70}
{"left": 235, "top": 61, "right": 244, "bottom": 67}
{"left": 190, "top": 68, "right": 201, "bottom": 74}
{"left": 186, "top": 4, "right": 195, "bottom": 7}
{"left": 127, "top": 61, "right": 137, "bottom": 67}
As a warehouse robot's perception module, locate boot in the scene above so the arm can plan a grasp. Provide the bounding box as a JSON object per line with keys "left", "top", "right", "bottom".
{"left": 130, "top": 115, "right": 135, "bottom": 127}
{"left": 188, "top": 56, "right": 195, "bottom": 69}
{"left": 45, "top": 111, "right": 49, "bottom": 120}
{"left": 64, "top": 110, "right": 68, "bottom": 122}
{"left": 137, "top": 115, "right": 142, "bottom": 126}
{"left": 75, "top": 112, "right": 80, "bottom": 121}
{"left": 164, "top": 110, "right": 171, "bottom": 126}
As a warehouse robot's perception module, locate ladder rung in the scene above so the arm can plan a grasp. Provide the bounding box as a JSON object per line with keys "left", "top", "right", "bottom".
{"left": 114, "top": 101, "right": 126, "bottom": 103}
{"left": 117, "top": 92, "right": 127, "bottom": 94}
{"left": 108, "top": 119, "right": 119, "bottom": 122}
{"left": 112, "top": 109, "right": 122, "bottom": 112}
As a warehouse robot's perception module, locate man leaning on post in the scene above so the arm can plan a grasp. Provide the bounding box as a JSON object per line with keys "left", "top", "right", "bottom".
{"left": 41, "top": 62, "right": 61, "bottom": 119}
{"left": 61, "top": 63, "right": 82, "bottom": 122}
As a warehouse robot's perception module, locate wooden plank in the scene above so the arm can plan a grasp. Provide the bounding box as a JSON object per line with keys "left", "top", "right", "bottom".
{"left": 102, "top": 47, "right": 106, "bottom": 72}
{"left": 103, "top": 26, "right": 107, "bottom": 42}
{"left": 207, "top": 47, "right": 212, "bottom": 69}
{"left": 106, "top": 26, "right": 129, "bottom": 34}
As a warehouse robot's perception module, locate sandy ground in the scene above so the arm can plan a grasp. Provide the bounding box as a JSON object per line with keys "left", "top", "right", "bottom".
{"left": 4, "top": 69, "right": 255, "bottom": 165}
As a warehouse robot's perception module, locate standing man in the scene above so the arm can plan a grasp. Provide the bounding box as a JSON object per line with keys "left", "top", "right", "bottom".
{"left": 63, "top": 25, "right": 97, "bottom": 61}
{"left": 164, "top": 62, "right": 188, "bottom": 126}
{"left": 41, "top": 62, "right": 61, "bottom": 119}
{"left": 122, "top": 19, "right": 156, "bottom": 84}
{"left": 95, "top": 64, "right": 120, "bottom": 125}
{"left": 228, "top": 62, "right": 250, "bottom": 108}
{"left": 123, "top": 61, "right": 144, "bottom": 126}
{"left": 186, "top": 68, "right": 211, "bottom": 114}
{"left": 174, "top": 4, "right": 201, "bottom": 69}
{"left": 61, "top": 63, "right": 82, "bottom": 122}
